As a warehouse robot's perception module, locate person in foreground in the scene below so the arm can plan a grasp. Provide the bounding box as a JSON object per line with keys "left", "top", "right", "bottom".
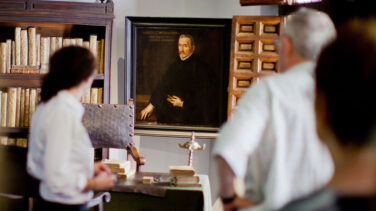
{"left": 281, "top": 18, "right": 376, "bottom": 211}
{"left": 27, "top": 46, "right": 115, "bottom": 211}
{"left": 213, "top": 8, "right": 336, "bottom": 211}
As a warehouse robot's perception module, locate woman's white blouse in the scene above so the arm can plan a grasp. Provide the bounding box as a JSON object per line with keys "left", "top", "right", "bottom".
{"left": 27, "top": 90, "right": 94, "bottom": 204}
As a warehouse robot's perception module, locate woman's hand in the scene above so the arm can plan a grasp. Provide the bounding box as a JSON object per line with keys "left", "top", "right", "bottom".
{"left": 86, "top": 172, "right": 116, "bottom": 191}
{"left": 94, "top": 162, "right": 112, "bottom": 176}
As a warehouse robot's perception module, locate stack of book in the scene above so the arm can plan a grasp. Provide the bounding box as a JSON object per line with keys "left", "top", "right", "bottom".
{"left": 0, "top": 26, "right": 105, "bottom": 75}
{"left": 169, "top": 165, "right": 201, "bottom": 187}
{"left": 0, "top": 136, "right": 27, "bottom": 147}
{"left": 0, "top": 86, "right": 103, "bottom": 130}
{"left": 102, "top": 159, "right": 134, "bottom": 180}
{"left": 81, "top": 87, "right": 103, "bottom": 104}
{"left": 0, "top": 87, "right": 40, "bottom": 128}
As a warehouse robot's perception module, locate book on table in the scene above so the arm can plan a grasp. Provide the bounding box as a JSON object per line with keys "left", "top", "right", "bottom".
{"left": 169, "top": 165, "right": 201, "bottom": 187}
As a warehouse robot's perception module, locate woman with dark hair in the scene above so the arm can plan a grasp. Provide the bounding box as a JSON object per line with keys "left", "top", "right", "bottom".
{"left": 27, "top": 46, "right": 115, "bottom": 211}
{"left": 281, "top": 19, "right": 376, "bottom": 211}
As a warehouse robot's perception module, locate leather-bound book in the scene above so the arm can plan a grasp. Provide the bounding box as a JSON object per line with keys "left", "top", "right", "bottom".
{"left": 15, "top": 87, "right": 21, "bottom": 127}
{"left": 6, "top": 87, "right": 17, "bottom": 127}
{"left": 56, "top": 37, "right": 63, "bottom": 50}
{"left": 19, "top": 89, "right": 25, "bottom": 127}
{"left": 29, "top": 89, "right": 36, "bottom": 125}
{"left": 28, "top": 27, "right": 36, "bottom": 66}
{"left": 90, "top": 88, "right": 98, "bottom": 104}
{"left": 89, "top": 35, "right": 97, "bottom": 59}
{"left": 36, "top": 34, "right": 40, "bottom": 67}
{"left": 15, "top": 27, "right": 21, "bottom": 66}
{"left": 6, "top": 40, "right": 11, "bottom": 73}
{"left": 83, "top": 41, "right": 90, "bottom": 49}
{"left": 40, "top": 37, "right": 50, "bottom": 74}
{"left": 50, "top": 37, "right": 56, "bottom": 57}
{"left": 20, "top": 29, "right": 28, "bottom": 66}
{"left": 76, "top": 38, "right": 83, "bottom": 46}
{"left": 1, "top": 92, "right": 7, "bottom": 127}
{"left": 63, "top": 38, "right": 71, "bottom": 47}
{"left": 97, "top": 88, "right": 103, "bottom": 104}
{"left": 0, "top": 42, "right": 6, "bottom": 74}
{"left": 24, "top": 88, "right": 30, "bottom": 127}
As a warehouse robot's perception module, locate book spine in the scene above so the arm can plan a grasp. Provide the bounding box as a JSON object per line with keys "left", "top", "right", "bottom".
{"left": 70, "top": 39, "right": 76, "bottom": 46}
{"left": 36, "top": 34, "right": 40, "bottom": 67}
{"left": 76, "top": 38, "right": 83, "bottom": 46}
{"left": 40, "top": 37, "right": 50, "bottom": 74}
{"left": 97, "top": 40, "right": 101, "bottom": 69}
{"left": 0, "top": 42, "right": 6, "bottom": 74}
{"left": 11, "top": 41, "right": 15, "bottom": 67}
{"left": 15, "top": 27, "right": 21, "bottom": 66}
{"left": 1, "top": 92, "right": 8, "bottom": 127}
{"left": 20, "top": 89, "right": 25, "bottom": 127}
{"left": 21, "top": 29, "right": 28, "bottom": 66}
{"left": 83, "top": 41, "right": 90, "bottom": 49}
{"left": 6, "top": 40, "right": 11, "bottom": 73}
{"left": 97, "top": 87, "right": 103, "bottom": 104}
{"left": 15, "top": 87, "right": 21, "bottom": 127}
{"left": 56, "top": 37, "right": 63, "bottom": 51}
{"left": 7, "top": 138, "right": 16, "bottom": 146}
{"left": 36, "top": 88, "right": 41, "bottom": 105}
{"left": 0, "top": 136, "right": 7, "bottom": 145}
{"left": 24, "top": 88, "right": 30, "bottom": 127}
{"left": 90, "top": 88, "right": 98, "bottom": 104}
{"left": 16, "top": 138, "right": 28, "bottom": 148}
{"left": 89, "top": 35, "right": 97, "bottom": 61}
{"left": 50, "top": 37, "right": 56, "bottom": 57}
{"left": 6, "top": 87, "right": 17, "bottom": 127}
{"left": 0, "top": 91, "right": 2, "bottom": 123}
{"left": 63, "top": 38, "right": 70, "bottom": 47}
{"left": 82, "top": 89, "right": 90, "bottom": 104}
{"left": 29, "top": 89, "right": 36, "bottom": 126}
{"left": 28, "top": 27, "right": 36, "bottom": 66}
{"left": 99, "top": 39, "right": 105, "bottom": 74}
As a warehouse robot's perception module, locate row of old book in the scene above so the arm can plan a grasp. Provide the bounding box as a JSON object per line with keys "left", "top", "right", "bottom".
{"left": 169, "top": 165, "right": 201, "bottom": 187}
{"left": 102, "top": 159, "right": 134, "bottom": 180}
{"left": 0, "top": 87, "right": 40, "bottom": 128}
{"left": 81, "top": 87, "right": 104, "bottom": 104}
{"left": 0, "top": 87, "right": 103, "bottom": 128}
{"left": 0, "top": 136, "right": 27, "bottom": 148}
{"left": 0, "top": 26, "right": 105, "bottom": 74}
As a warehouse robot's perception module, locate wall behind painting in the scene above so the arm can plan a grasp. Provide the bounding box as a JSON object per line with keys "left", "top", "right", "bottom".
{"left": 53, "top": 0, "right": 278, "bottom": 201}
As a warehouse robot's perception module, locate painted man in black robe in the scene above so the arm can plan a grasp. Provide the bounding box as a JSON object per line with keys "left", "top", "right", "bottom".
{"left": 140, "top": 34, "right": 218, "bottom": 126}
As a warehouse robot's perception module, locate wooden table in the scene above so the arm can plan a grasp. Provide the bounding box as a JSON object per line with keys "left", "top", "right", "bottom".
{"left": 105, "top": 172, "right": 212, "bottom": 211}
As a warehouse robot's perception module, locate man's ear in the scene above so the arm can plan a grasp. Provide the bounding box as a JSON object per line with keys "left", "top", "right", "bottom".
{"left": 282, "top": 36, "right": 293, "bottom": 56}
{"left": 191, "top": 45, "right": 195, "bottom": 53}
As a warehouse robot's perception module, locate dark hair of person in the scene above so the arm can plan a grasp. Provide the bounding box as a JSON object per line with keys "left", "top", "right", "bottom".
{"left": 41, "top": 46, "right": 96, "bottom": 102}
{"left": 315, "top": 19, "right": 376, "bottom": 146}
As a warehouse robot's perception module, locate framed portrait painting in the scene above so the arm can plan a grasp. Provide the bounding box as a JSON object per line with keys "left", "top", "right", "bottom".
{"left": 125, "top": 17, "right": 231, "bottom": 134}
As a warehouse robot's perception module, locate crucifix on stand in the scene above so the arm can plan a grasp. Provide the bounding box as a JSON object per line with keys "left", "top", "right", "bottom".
{"left": 179, "top": 132, "right": 206, "bottom": 167}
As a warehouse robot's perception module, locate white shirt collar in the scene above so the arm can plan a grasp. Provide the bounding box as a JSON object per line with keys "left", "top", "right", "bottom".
{"left": 57, "top": 90, "right": 84, "bottom": 118}
{"left": 287, "top": 61, "right": 315, "bottom": 75}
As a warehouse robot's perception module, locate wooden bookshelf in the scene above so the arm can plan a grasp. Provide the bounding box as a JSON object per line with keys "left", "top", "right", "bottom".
{"left": 0, "top": 0, "right": 114, "bottom": 164}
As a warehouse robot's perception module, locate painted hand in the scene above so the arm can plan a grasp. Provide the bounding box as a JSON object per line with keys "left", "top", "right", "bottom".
{"left": 167, "top": 95, "right": 184, "bottom": 107}
{"left": 140, "top": 103, "right": 154, "bottom": 120}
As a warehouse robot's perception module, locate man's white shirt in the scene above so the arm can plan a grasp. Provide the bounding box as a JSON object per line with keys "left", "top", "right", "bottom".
{"left": 213, "top": 62, "right": 333, "bottom": 210}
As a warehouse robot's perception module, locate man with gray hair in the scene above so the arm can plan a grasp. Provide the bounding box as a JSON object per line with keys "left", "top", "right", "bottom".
{"left": 213, "top": 8, "right": 336, "bottom": 211}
